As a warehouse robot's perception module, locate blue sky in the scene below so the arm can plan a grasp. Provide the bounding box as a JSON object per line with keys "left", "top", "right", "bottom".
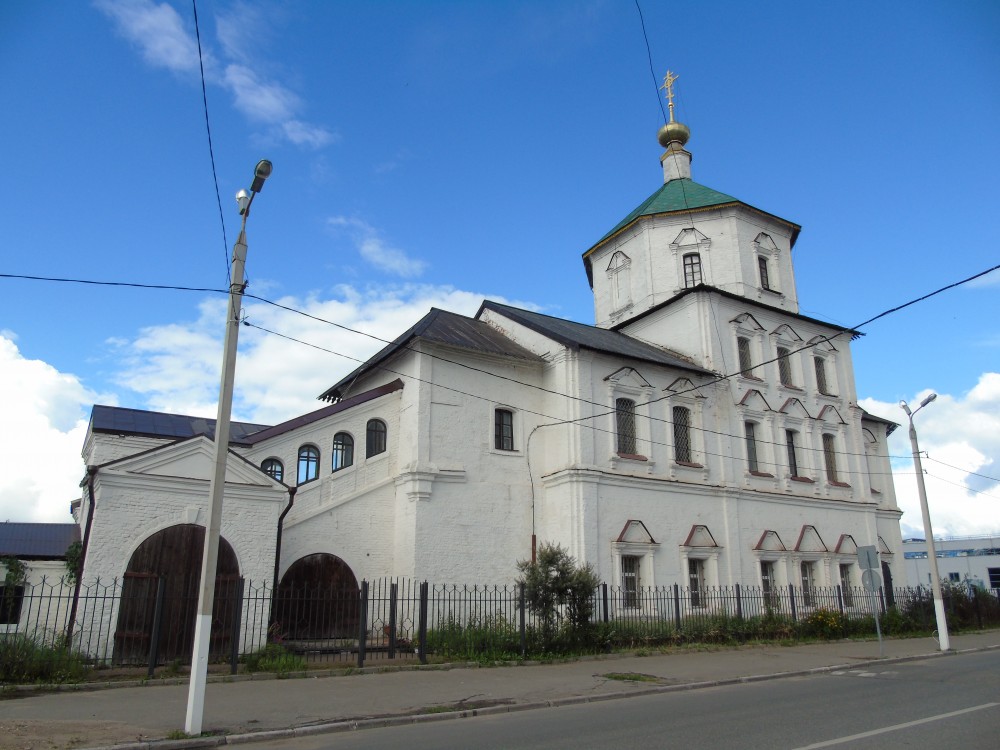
{"left": 1, "top": 0, "right": 998, "bottom": 537}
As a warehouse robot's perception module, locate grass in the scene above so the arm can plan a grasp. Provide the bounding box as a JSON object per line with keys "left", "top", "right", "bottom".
{"left": 602, "top": 672, "right": 661, "bottom": 683}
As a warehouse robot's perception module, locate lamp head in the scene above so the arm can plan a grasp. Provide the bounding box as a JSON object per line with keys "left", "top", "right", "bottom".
{"left": 919, "top": 393, "right": 938, "bottom": 408}
{"left": 250, "top": 159, "right": 273, "bottom": 193}
{"left": 236, "top": 189, "right": 251, "bottom": 216}
{"left": 899, "top": 400, "right": 912, "bottom": 416}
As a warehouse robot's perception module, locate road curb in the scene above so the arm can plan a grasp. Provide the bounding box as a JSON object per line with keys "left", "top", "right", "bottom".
{"left": 75, "top": 644, "right": 1000, "bottom": 750}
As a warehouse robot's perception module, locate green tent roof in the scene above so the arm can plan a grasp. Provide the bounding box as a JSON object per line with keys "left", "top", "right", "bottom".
{"left": 594, "top": 178, "right": 739, "bottom": 247}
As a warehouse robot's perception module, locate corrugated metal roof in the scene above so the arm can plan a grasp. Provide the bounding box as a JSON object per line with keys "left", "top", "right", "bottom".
{"left": 480, "top": 301, "right": 712, "bottom": 375}
{"left": 319, "top": 308, "right": 544, "bottom": 402}
{"left": 90, "top": 405, "right": 272, "bottom": 444}
{"left": 0, "top": 522, "right": 80, "bottom": 559}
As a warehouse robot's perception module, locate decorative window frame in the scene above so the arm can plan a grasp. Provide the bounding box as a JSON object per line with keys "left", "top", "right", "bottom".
{"left": 730, "top": 313, "right": 766, "bottom": 382}
{"left": 606, "top": 368, "right": 655, "bottom": 470}
{"left": 816, "top": 406, "right": 851, "bottom": 492}
{"left": 296, "top": 444, "right": 321, "bottom": 485}
{"left": 366, "top": 418, "right": 388, "bottom": 459}
{"left": 738, "top": 389, "right": 776, "bottom": 483}
{"left": 862, "top": 427, "right": 882, "bottom": 495}
{"left": 663, "top": 377, "right": 708, "bottom": 479}
{"left": 778, "top": 399, "right": 817, "bottom": 490}
{"left": 611, "top": 520, "right": 659, "bottom": 612}
{"left": 680, "top": 525, "right": 721, "bottom": 607}
{"left": 770, "top": 324, "right": 804, "bottom": 392}
{"left": 752, "top": 232, "right": 781, "bottom": 297}
{"left": 670, "top": 227, "right": 712, "bottom": 292}
{"left": 490, "top": 404, "right": 522, "bottom": 456}
{"left": 806, "top": 336, "right": 839, "bottom": 398}
{"left": 331, "top": 431, "right": 355, "bottom": 473}
{"left": 606, "top": 250, "right": 633, "bottom": 318}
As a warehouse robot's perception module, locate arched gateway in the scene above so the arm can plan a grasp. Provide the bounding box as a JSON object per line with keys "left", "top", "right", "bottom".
{"left": 273, "top": 553, "right": 360, "bottom": 641}
{"left": 113, "top": 524, "right": 240, "bottom": 664}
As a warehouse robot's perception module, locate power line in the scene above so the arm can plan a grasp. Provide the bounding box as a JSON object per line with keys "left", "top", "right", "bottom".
{"left": 191, "top": 0, "right": 230, "bottom": 287}
{"left": 924, "top": 456, "right": 1000, "bottom": 484}
{"left": 633, "top": 0, "right": 667, "bottom": 125}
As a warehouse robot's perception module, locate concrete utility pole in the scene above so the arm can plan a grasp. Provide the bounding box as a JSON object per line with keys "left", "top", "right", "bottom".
{"left": 900, "top": 393, "right": 951, "bottom": 652}
{"left": 185, "top": 160, "right": 272, "bottom": 735}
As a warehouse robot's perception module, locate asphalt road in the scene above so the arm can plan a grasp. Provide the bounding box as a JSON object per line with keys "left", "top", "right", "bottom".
{"left": 248, "top": 649, "right": 1000, "bottom": 749}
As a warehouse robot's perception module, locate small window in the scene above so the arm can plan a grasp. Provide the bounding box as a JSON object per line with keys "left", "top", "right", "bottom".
{"left": 761, "top": 561, "right": 777, "bottom": 607}
{"left": 689, "top": 558, "right": 706, "bottom": 607}
{"left": 261, "top": 458, "right": 283, "bottom": 482}
{"left": 737, "top": 337, "right": 753, "bottom": 376}
{"left": 297, "top": 445, "right": 320, "bottom": 484}
{"left": 822, "top": 434, "right": 839, "bottom": 483}
{"left": 777, "top": 346, "right": 792, "bottom": 386}
{"left": 366, "top": 419, "right": 387, "bottom": 458}
{"left": 840, "top": 563, "right": 854, "bottom": 608}
{"left": 672, "top": 406, "right": 692, "bottom": 463}
{"left": 814, "top": 356, "right": 829, "bottom": 395}
{"left": 785, "top": 430, "right": 800, "bottom": 478}
{"left": 615, "top": 398, "right": 637, "bottom": 455}
{"left": 683, "top": 253, "right": 703, "bottom": 288}
{"left": 801, "top": 561, "right": 816, "bottom": 607}
{"left": 988, "top": 568, "right": 1000, "bottom": 589}
{"left": 0, "top": 585, "right": 25, "bottom": 625}
{"left": 494, "top": 408, "right": 514, "bottom": 451}
{"left": 948, "top": 572, "right": 961, "bottom": 583}
{"left": 622, "top": 555, "right": 640, "bottom": 608}
{"left": 758, "top": 256, "right": 771, "bottom": 290}
{"left": 332, "top": 432, "right": 354, "bottom": 471}
{"left": 745, "top": 422, "right": 759, "bottom": 473}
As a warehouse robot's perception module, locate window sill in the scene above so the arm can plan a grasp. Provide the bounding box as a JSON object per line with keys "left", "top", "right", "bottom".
{"left": 790, "top": 475, "right": 814, "bottom": 484}
{"left": 490, "top": 447, "right": 522, "bottom": 457}
{"left": 828, "top": 481, "right": 851, "bottom": 488}
{"left": 761, "top": 287, "right": 783, "bottom": 297}
{"left": 778, "top": 384, "right": 803, "bottom": 392}
{"left": 616, "top": 453, "right": 648, "bottom": 462}
{"left": 749, "top": 470, "right": 775, "bottom": 478}
{"left": 674, "top": 461, "right": 704, "bottom": 469}
{"left": 740, "top": 374, "right": 764, "bottom": 382}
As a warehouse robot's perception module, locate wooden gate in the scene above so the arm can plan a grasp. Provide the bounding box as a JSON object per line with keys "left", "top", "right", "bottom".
{"left": 113, "top": 524, "right": 240, "bottom": 665}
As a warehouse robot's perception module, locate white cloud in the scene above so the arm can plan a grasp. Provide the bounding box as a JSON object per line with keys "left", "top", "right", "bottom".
{"left": 860, "top": 372, "right": 1000, "bottom": 538}
{"left": 107, "top": 282, "right": 503, "bottom": 426}
{"left": 328, "top": 217, "right": 428, "bottom": 277}
{"left": 96, "top": 0, "right": 332, "bottom": 149}
{"left": 0, "top": 335, "right": 108, "bottom": 523}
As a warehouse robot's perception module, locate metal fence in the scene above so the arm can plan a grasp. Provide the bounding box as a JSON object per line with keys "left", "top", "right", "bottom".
{"left": 2, "top": 576, "right": 999, "bottom": 682}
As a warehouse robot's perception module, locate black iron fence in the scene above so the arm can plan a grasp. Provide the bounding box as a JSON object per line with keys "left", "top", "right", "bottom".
{"left": 2, "top": 576, "right": 999, "bottom": 684}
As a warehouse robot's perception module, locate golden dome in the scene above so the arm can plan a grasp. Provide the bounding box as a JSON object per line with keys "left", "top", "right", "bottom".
{"left": 658, "top": 120, "right": 690, "bottom": 148}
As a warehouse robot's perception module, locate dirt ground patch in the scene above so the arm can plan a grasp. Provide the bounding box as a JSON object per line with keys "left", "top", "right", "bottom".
{"left": 0, "top": 719, "right": 153, "bottom": 750}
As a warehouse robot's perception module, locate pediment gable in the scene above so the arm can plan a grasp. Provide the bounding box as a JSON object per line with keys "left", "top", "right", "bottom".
{"left": 835, "top": 534, "right": 858, "bottom": 554}
{"left": 730, "top": 312, "right": 765, "bottom": 331}
{"left": 794, "top": 525, "right": 828, "bottom": 553}
{"left": 753, "top": 232, "right": 779, "bottom": 253}
{"left": 682, "top": 524, "right": 719, "bottom": 548}
{"left": 616, "top": 519, "right": 657, "bottom": 545}
{"left": 664, "top": 377, "right": 707, "bottom": 399}
{"left": 806, "top": 335, "right": 837, "bottom": 353}
{"left": 605, "top": 366, "right": 653, "bottom": 389}
{"left": 738, "top": 389, "right": 773, "bottom": 411}
{"left": 817, "top": 405, "right": 847, "bottom": 424}
{"left": 779, "top": 398, "right": 812, "bottom": 418}
{"left": 670, "top": 227, "right": 711, "bottom": 249}
{"left": 103, "top": 436, "right": 279, "bottom": 487}
{"left": 878, "top": 536, "right": 893, "bottom": 556}
{"left": 754, "top": 530, "right": 787, "bottom": 552}
{"left": 770, "top": 323, "right": 803, "bottom": 341}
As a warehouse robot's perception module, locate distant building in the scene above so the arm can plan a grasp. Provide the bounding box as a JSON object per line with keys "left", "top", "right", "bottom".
{"left": 68, "top": 97, "right": 904, "bottom": 658}
{"left": 902, "top": 536, "right": 1000, "bottom": 589}
{"left": 0, "top": 521, "right": 79, "bottom": 634}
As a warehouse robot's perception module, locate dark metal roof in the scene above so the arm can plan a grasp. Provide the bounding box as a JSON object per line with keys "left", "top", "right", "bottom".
{"left": 478, "top": 301, "right": 712, "bottom": 376}
{"left": 0, "top": 522, "right": 80, "bottom": 560}
{"left": 319, "top": 308, "right": 544, "bottom": 402}
{"left": 90, "top": 405, "right": 272, "bottom": 445}
{"left": 860, "top": 408, "right": 899, "bottom": 436}
{"left": 249, "top": 380, "right": 404, "bottom": 442}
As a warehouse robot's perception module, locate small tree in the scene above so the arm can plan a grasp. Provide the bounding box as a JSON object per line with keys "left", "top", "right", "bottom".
{"left": 517, "top": 543, "right": 600, "bottom": 650}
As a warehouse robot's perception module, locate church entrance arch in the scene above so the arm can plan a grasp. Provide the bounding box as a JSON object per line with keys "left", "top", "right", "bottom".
{"left": 273, "top": 554, "right": 360, "bottom": 641}
{"left": 113, "top": 524, "right": 240, "bottom": 665}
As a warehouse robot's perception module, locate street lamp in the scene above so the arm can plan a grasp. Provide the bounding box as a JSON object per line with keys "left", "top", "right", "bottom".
{"left": 900, "top": 392, "right": 951, "bottom": 652}
{"left": 185, "top": 160, "right": 272, "bottom": 735}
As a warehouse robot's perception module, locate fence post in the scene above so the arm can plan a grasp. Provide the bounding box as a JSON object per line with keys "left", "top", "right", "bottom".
{"left": 518, "top": 582, "right": 526, "bottom": 658}
{"left": 146, "top": 576, "right": 166, "bottom": 679}
{"left": 230, "top": 577, "right": 245, "bottom": 675}
{"left": 388, "top": 581, "right": 398, "bottom": 659}
{"left": 836, "top": 585, "right": 845, "bottom": 615}
{"left": 735, "top": 584, "right": 743, "bottom": 621}
{"left": 673, "top": 583, "right": 681, "bottom": 630}
{"left": 601, "top": 582, "right": 609, "bottom": 623}
{"left": 357, "top": 580, "right": 369, "bottom": 668}
{"left": 418, "top": 581, "right": 429, "bottom": 665}
{"left": 789, "top": 584, "right": 797, "bottom": 622}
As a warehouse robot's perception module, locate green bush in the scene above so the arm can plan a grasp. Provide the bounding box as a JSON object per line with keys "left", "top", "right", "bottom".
{"left": 517, "top": 543, "right": 600, "bottom": 652}
{"left": 0, "top": 634, "right": 90, "bottom": 684}
{"left": 241, "top": 643, "right": 305, "bottom": 674}
{"left": 801, "top": 608, "right": 847, "bottom": 639}
{"left": 426, "top": 612, "right": 522, "bottom": 661}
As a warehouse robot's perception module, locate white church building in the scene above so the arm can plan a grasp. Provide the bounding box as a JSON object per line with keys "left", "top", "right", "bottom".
{"left": 73, "top": 106, "right": 904, "bottom": 626}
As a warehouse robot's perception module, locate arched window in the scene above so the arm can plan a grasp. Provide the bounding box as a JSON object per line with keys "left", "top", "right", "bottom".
{"left": 776, "top": 346, "right": 793, "bottom": 386}
{"left": 366, "top": 419, "right": 387, "bottom": 458}
{"left": 494, "top": 408, "right": 514, "bottom": 451}
{"left": 672, "top": 406, "right": 692, "bottom": 463}
{"left": 607, "top": 251, "right": 632, "bottom": 311}
{"left": 683, "top": 253, "right": 702, "bottom": 288}
{"left": 332, "top": 432, "right": 354, "bottom": 471}
{"left": 261, "top": 458, "right": 283, "bottom": 482}
{"left": 615, "top": 398, "right": 637, "bottom": 455}
{"left": 822, "top": 433, "right": 839, "bottom": 483}
{"left": 297, "top": 445, "right": 320, "bottom": 484}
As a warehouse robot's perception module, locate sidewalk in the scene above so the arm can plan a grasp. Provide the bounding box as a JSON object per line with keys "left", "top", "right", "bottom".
{"left": 2, "top": 632, "right": 997, "bottom": 750}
